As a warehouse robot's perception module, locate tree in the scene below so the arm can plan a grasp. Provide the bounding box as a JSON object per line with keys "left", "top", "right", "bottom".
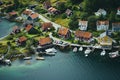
{"left": 57, "top": 2, "right": 66, "bottom": 13}
{"left": 69, "top": 0, "right": 83, "bottom": 4}
{"left": 69, "top": 20, "right": 79, "bottom": 30}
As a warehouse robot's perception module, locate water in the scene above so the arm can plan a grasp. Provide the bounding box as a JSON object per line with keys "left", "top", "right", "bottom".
{"left": 0, "top": 18, "right": 21, "bottom": 38}
{"left": 0, "top": 19, "right": 120, "bottom": 80}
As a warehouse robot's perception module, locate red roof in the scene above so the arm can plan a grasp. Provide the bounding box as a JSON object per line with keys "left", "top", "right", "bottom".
{"left": 29, "top": 13, "right": 39, "bottom": 19}
{"left": 75, "top": 30, "right": 92, "bottom": 39}
{"left": 9, "top": 11, "right": 17, "bottom": 16}
{"left": 19, "top": 36, "right": 27, "bottom": 43}
{"left": 42, "top": 22, "right": 52, "bottom": 30}
{"left": 39, "top": 37, "right": 52, "bottom": 46}
{"left": 23, "top": 9, "right": 32, "bottom": 15}
{"left": 58, "top": 27, "right": 69, "bottom": 36}
{"left": 25, "top": 24, "right": 33, "bottom": 32}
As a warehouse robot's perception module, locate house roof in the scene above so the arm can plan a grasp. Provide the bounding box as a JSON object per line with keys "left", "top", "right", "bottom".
{"left": 79, "top": 20, "right": 88, "bottom": 25}
{"left": 112, "top": 22, "right": 120, "bottom": 28}
{"left": 98, "top": 36, "right": 112, "bottom": 45}
{"left": 9, "top": 11, "right": 17, "bottom": 16}
{"left": 75, "top": 30, "right": 92, "bottom": 39}
{"left": 29, "top": 13, "right": 39, "bottom": 19}
{"left": 25, "top": 24, "right": 33, "bottom": 32}
{"left": 97, "top": 8, "right": 106, "bottom": 13}
{"left": 39, "top": 37, "right": 52, "bottom": 46}
{"left": 65, "top": 9, "right": 72, "bottom": 15}
{"left": 13, "top": 26, "right": 19, "bottom": 32}
{"left": 23, "top": 9, "right": 32, "bottom": 15}
{"left": 19, "top": 36, "right": 27, "bottom": 43}
{"left": 97, "top": 21, "right": 109, "bottom": 25}
{"left": 58, "top": 27, "right": 69, "bottom": 36}
{"left": 48, "top": 7, "right": 57, "bottom": 12}
{"left": 42, "top": 22, "right": 52, "bottom": 30}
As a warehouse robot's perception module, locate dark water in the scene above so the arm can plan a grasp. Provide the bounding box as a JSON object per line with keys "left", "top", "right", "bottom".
{"left": 0, "top": 50, "right": 120, "bottom": 80}
{"left": 0, "top": 18, "right": 21, "bottom": 38}
{"left": 0, "top": 19, "right": 120, "bottom": 80}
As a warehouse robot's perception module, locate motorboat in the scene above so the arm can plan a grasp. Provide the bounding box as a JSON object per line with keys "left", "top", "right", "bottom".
{"left": 36, "top": 56, "right": 45, "bottom": 60}
{"left": 100, "top": 50, "right": 106, "bottom": 56}
{"left": 84, "top": 48, "right": 91, "bottom": 57}
{"left": 4, "top": 59, "right": 11, "bottom": 65}
{"left": 23, "top": 57, "right": 32, "bottom": 60}
{"left": 46, "top": 52, "right": 55, "bottom": 56}
{"left": 79, "top": 46, "right": 83, "bottom": 51}
{"left": 45, "top": 48, "right": 57, "bottom": 53}
{"left": 73, "top": 47, "right": 77, "bottom": 52}
{"left": 109, "top": 51, "right": 119, "bottom": 58}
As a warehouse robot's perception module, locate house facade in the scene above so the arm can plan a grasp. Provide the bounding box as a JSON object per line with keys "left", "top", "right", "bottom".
{"left": 75, "top": 30, "right": 92, "bottom": 42}
{"left": 96, "top": 21, "right": 109, "bottom": 31}
{"left": 117, "top": 7, "right": 120, "bottom": 15}
{"left": 112, "top": 23, "right": 120, "bottom": 32}
{"left": 58, "top": 27, "right": 71, "bottom": 39}
{"left": 95, "top": 9, "right": 107, "bottom": 16}
{"left": 78, "top": 20, "right": 88, "bottom": 31}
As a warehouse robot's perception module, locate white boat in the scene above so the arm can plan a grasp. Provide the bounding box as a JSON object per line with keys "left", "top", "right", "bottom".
{"left": 84, "top": 48, "right": 91, "bottom": 57}
{"left": 23, "top": 57, "right": 32, "bottom": 60}
{"left": 4, "top": 59, "right": 11, "bottom": 65}
{"left": 46, "top": 52, "right": 55, "bottom": 56}
{"left": 79, "top": 47, "right": 83, "bottom": 51}
{"left": 109, "top": 51, "right": 119, "bottom": 58}
{"left": 100, "top": 50, "right": 106, "bottom": 56}
{"left": 73, "top": 47, "right": 77, "bottom": 52}
{"left": 36, "top": 57, "right": 45, "bottom": 60}
{"left": 45, "top": 48, "right": 57, "bottom": 53}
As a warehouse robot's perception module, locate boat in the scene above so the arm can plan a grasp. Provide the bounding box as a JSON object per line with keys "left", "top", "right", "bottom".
{"left": 23, "top": 57, "right": 32, "bottom": 60}
{"left": 45, "top": 48, "right": 57, "bottom": 53}
{"left": 100, "top": 50, "right": 106, "bottom": 56}
{"left": 84, "top": 48, "right": 91, "bottom": 57}
{"left": 4, "top": 59, "right": 11, "bottom": 65}
{"left": 46, "top": 52, "right": 55, "bottom": 56}
{"left": 73, "top": 47, "right": 77, "bottom": 52}
{"left": 36, "top": 56, "right": 45, "bottom": 60}
{"left": 109, "top": 51, "right": 120, "bottom": 58}
{"left": 79, "top": 46, "right": 83, "bottom": 51}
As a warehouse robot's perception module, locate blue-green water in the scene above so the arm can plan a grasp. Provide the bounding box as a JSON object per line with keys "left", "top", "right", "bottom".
{"left": 0, "top": 19, "right": 120, "bottom": 80}
{"left": 0, "top": 18, "right": 21, "bottom": 38}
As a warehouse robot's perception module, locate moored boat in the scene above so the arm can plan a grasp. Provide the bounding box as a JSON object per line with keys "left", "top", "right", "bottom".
{"left": 73, "top": 47, "right": 77, "bottom": 52}
{"left": 100, "top": 50, "right": 106, "bottom": 56}
{"left": 109, "top": 51, "right": 119, "bottom": 58}
{"left": 36, "top": 56, "right": 45, "bottom": 60}
{"left": 23, "top": 57, "right": 32, "bottom": 60}
{"left": 4, "top": 59, "right": 11, "bottom": 65}
{"left": 84, "top": 48, "right": 91, "bottom": 57}
{"left": 79, "top": 46, "right": 83, "bottom": 51}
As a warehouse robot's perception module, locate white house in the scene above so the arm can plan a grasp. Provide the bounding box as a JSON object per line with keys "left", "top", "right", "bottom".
{"left": 96, "top": 21, "right": 109, "bottom": 31}
{"left": 117, "top": 7, "right": 120, "bottom": 15}
{"left": 78, "top": 20, "right": 88, "bottom": 31}
{"left": 95, "top": 9, "right": 107, "bottom": 16}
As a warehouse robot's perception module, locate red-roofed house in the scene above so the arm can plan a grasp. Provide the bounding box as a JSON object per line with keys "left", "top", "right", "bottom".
{"left": 25, "top": 24, "right": 37, "bottom": 34}
{"left": 8, "top": 11, "right": 18, "bottom": 19}
{"left": 39, "top": 37, "right": 52, "bottom": 48}
{"left": 75, "top": 30, "right": 92, "bottom": 42}
{"left": 22, "top": 9, "right": 32, "bottom": 20}
{"left": 58, "top": 27, "right": 71, "bottom": 39}
{"left": 28, "top": 13, "right": 39, "bottom": 21}
{"left": 41, "top": 22, "right": 53, "bottom": 31}
{"left": 12, "top": 26, "right": 20, "bottom": 34}
{"left": 17, "top": 36, "right": 27, "bottom": 46}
